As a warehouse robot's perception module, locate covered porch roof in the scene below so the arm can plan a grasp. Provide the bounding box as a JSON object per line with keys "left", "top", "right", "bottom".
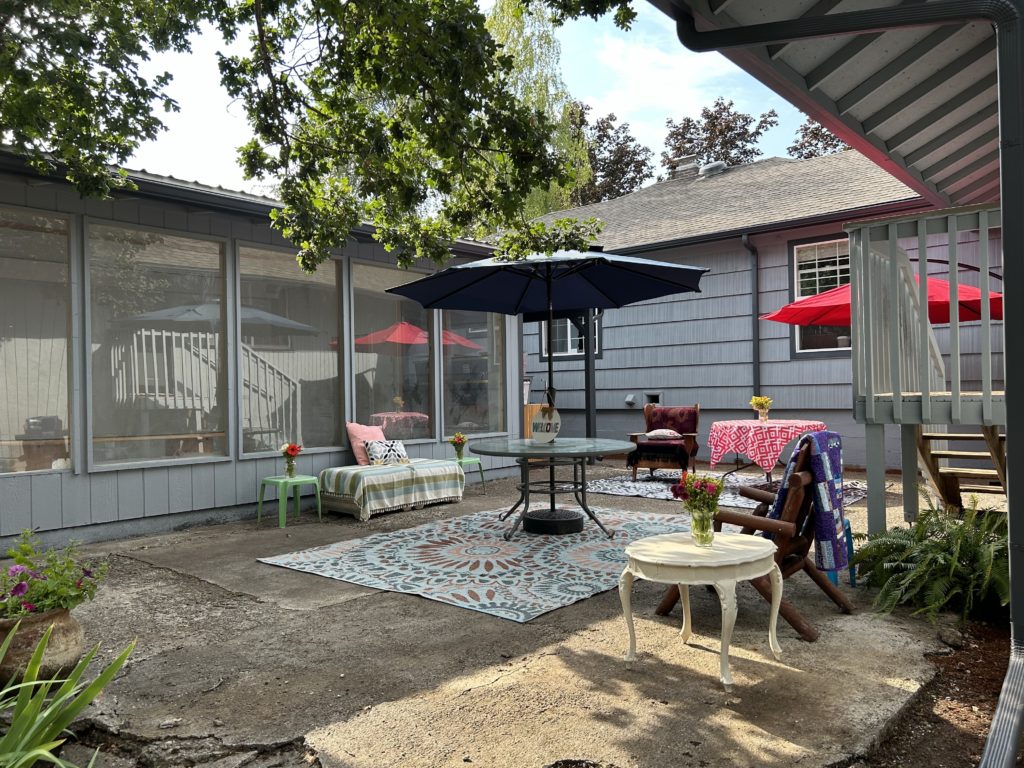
{"left": 649, "top": 0, "right": 1004, "bottom": 208}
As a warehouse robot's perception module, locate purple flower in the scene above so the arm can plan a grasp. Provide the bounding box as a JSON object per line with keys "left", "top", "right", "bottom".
{"left": 7, "top": 564, "right": 27, "bottom": 578}
{"left": 10, "top": 581, "right": 28, "bottom": 597}
{"left": 670, "top": 483, "right": 689, "bottom": 500}
{"left": 21, "top": 602, "right": 36, "bottom": 612}
{"left": 82, "top": 567, "right": 93, "bottom": 578}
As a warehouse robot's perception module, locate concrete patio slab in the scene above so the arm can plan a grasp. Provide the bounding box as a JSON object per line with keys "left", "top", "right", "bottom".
{"left": 61, "top": 467, "right": 942, "bottom": 767}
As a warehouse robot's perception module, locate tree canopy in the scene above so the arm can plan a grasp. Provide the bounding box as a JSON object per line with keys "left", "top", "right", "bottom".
{"left": 569, "top": 103, "right": 653, "bottom": 206}
{"left": 2, "top": 0, "right": 638, "bottom": 270}
{"left": 485, "top": 0, "right": 591, "bottom": 221}
{"left": 661, "top": 97, "right": 778, "bottom": 170}
{"left": 787, "top": 117, "right": 850, "bottom": 159}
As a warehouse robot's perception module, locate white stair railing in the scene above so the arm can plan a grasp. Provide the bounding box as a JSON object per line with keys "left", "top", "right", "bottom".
{"left": 111, "top": 330, "right": 300, "bottom": 446}
{"left": 847, "top": 205, "right": 1003, "bottom": 425}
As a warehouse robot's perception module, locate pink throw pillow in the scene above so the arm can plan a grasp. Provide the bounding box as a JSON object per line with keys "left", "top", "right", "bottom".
{"left": 346, "top": 422, "right": 386, "bottom": 465}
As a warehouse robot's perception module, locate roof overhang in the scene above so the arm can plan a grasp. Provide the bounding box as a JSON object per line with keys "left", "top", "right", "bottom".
{"left": 652, "top": 0, "right": 1015, "bottom": 209}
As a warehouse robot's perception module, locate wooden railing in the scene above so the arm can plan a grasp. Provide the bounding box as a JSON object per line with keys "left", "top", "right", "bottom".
{"left": 846, "top": 204, "right": 1003, "bottom": 426}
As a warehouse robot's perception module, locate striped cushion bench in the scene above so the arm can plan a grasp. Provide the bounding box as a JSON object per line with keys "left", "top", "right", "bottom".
{"left": 318, "top": 458, "right": 465, "bottom": 522}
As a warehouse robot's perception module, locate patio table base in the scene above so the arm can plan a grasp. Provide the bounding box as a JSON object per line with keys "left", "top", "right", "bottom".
{"left": 522, "top": 507, "right": 585, "bottom": 535}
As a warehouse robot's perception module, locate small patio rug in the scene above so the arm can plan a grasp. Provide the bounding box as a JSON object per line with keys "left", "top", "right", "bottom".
{"left": 258, "top": 507, "right": 688, "bottom": 622}
{"left": 586, "top": 469, "right": 869, "bottom": 509}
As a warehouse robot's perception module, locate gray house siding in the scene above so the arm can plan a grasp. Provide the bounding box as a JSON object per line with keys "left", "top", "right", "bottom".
{"left": 526, "top": 221, "right": 909, "bottom": 469}
{"left": 0, "top": 171, "right": 519, "bottom": 544}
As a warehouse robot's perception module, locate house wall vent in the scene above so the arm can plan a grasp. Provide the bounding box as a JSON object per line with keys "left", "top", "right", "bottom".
{"left": 698, "top": 160, "right": 728, "bottom": 177}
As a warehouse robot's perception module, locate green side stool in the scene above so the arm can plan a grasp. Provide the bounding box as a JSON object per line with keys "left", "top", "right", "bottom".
{"left": 455, "top": 456, "right": 486, "bottom": 491}
{"left": 257, "top": 474, "right": 323, "bottom": 528}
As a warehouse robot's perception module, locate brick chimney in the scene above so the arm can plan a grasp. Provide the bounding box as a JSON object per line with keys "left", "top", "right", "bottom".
{"left": 665, "top": 153, "right": 699, "bottom": 180}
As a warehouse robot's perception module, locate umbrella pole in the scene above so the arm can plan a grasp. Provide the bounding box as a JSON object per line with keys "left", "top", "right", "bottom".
{"left": 546, "top": 269, "right": 555, "bottom": 410}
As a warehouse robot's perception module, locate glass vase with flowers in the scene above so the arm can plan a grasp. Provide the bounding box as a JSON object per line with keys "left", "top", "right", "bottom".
{"left": 448, "top": 431, "right": 468, "bottom": 461}
{"left": 750, "top": 394, "right": 773, "bottom": 422}
{"left": 280, "top": 442, "right": 302, "bottom": 477}
{"left": 671, "top": 473, "right": 724, "bottom": 547}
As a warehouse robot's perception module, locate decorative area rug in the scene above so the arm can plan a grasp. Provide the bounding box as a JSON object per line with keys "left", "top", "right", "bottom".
{"left": 587, "top": 469, "right": 869, "bottom": 510}
{"left": 259, "top": 507, "right": 689, "bottom": 622}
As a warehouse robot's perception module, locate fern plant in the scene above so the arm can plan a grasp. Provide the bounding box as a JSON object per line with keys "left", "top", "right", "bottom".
{"left": 853, "top": 498, "right": 1009, "bottom": 625}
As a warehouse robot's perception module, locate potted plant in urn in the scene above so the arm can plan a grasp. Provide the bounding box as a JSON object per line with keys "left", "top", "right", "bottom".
{"left": 750, "top": 394, "right": 773, "bottom": 422}
{"left": 0, "top": 531, "right": 107, "bottom": 678}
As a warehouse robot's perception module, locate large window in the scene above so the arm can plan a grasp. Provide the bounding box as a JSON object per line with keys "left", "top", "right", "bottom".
{"left": 352, "top": 263, "right": 434, "bottom": 439}
{"left": 442, "top": 310, "right": 506, "bottom": 435}
{"left": 239, "top": 246, "right": 341, "bottom": 452}
{"left": 793, "top": 237, "right": 851, "bottom": 352}
{"left": 541, "top": 315, "right": 601, "bottom": 358}
{"left": 0, "top": 210, "right": 70, "bottom": 474}
{"left": 88, "top": 224, "right": 227, "bottom": 464}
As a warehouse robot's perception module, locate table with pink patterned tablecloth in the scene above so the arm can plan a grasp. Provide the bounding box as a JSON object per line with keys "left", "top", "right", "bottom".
{"left": 708, "top": 419, "right": 827, "bottom": 476}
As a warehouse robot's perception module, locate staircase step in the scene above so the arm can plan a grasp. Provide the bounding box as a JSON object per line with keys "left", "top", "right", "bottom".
{"left": 931, "top": 450, "right": 994, "bottom": 460}
{"left": 960, "top": 484, "right": 1007, "bottom": 495}
{"left": 938, "top": 467, "right": 1001, "bottom": 480}
{"left": 921, "top": 432, "right": 1005, "bottom": 441}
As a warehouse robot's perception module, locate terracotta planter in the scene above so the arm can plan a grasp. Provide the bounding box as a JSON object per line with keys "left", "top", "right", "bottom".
{"left": 0, "top": 608, "right": 85, "bottom": 679}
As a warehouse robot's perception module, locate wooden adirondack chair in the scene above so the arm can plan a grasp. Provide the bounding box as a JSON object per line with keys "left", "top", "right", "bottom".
{"left": 655, "top": 442, "right": 854, "bottom": 642}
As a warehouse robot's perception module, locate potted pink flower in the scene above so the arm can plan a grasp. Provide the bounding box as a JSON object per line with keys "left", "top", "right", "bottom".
{"left": 0, "top": 530, "right": 108, "bottom": 677}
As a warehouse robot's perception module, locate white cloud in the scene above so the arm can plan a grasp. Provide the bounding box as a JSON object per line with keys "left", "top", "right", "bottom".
{"left": 556, "top": 4, "right": 806, "bottom": 164}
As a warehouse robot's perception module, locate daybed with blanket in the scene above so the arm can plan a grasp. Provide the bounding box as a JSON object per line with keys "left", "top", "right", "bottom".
{"left": 319, "top": 458, "right": 465, "bottom": 522}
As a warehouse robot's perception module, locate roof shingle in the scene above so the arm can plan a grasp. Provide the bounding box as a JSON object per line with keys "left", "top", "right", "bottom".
{"left": 541, "top": 150, "right": 920, "bottom": 251}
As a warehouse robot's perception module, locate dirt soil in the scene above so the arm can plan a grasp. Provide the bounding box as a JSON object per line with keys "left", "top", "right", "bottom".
{"left": 854, "top": 621, "right": 1016, "bottom": 768}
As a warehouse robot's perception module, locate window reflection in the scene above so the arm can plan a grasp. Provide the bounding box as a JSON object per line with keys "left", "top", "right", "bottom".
{"left": 0, "top": 210, "right": 70, "bottom": 473}
{"left": 442, "top": 310, "right": 506, "bottom": 434}
{"left": 88, "top": 225, "right": 227, "bottom": 463}
{"left": 352, "top": 263, "right": 434, "bottom": 439}
{"left": 239, "top": 246, "right": 340, "bottom": 451}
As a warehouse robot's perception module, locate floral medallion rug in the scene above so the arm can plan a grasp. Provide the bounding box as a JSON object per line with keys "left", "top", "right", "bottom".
{"left": 258, "top": 507, "right": 689, "bottom": 623}
{"left": 586, "top": 469, "right": 869, "bottom": 510}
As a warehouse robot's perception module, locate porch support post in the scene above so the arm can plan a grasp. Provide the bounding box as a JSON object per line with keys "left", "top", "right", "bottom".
{"left": 980, "top": 4, "right": 1024, "bottom": 767}
{"left": 901, "top": 424, "right": 920, "bottom": 523}
{"left": 865, "top": 423, "right": 887, "bottom": 533}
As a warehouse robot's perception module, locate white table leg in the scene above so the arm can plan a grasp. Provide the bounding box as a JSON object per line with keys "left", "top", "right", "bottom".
{"left": 768, "top": 562, "right": 783, "bottom": 660}
{"left": 678, "top": 584, "right": 692, "bottom": 644}
{"left": 619, "top": 568, "right": 637, "bottom": 661}
{"left": 713, "top": 580, "right": 738, "bottom": 691}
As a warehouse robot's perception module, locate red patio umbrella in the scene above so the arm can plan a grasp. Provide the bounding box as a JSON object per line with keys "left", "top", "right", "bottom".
{"left": 761, "top": 276, "right": 1003, "bottom": 326}
{"left": 354, "top": 321, "right": 482, "bottom": 350}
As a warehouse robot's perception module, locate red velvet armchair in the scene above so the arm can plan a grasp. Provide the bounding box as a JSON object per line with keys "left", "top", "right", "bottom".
{"left": 626, "top": 404, "right": 699, "bottom": 480}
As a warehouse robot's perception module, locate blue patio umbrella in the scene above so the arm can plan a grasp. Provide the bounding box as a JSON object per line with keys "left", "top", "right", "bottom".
{"left": 387, "top": 248, "right": 708, "bottom": 409}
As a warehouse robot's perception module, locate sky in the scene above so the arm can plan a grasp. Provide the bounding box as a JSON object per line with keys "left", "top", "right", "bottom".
{"left": 128, "top": 4, "right": 807, "bottom": 194}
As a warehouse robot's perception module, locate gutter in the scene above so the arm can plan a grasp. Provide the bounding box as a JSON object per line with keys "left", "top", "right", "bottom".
{"left": 741, "top": 234, "right": 760, "bottom": 398}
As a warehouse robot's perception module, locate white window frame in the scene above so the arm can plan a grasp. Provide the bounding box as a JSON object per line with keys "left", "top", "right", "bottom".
{"left": 792, "top": 237, "right": 852, "bottom": 354}
{"left": 541, "top": 316, "right": 601, "bottom": 358}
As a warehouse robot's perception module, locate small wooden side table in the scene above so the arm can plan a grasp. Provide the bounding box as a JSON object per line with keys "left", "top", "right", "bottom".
{"left": 455, "top": 456, "right": 486, "bottom": 490}
{"left": 257, "top": 474, "right": 323, "bottom": 528}
{"left": 619, "top": 531, "right": 782, "bottom": 690}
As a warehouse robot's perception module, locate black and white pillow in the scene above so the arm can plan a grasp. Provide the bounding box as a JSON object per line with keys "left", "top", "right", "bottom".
{"left": 364, "top": 439, "right": 410, "bottom": 465}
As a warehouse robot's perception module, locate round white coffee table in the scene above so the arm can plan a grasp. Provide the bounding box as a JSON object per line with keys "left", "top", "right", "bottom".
{"left": 618, "top": 532, "right": 783, "bottom": 690}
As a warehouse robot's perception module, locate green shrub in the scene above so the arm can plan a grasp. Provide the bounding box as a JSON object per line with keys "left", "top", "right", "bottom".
{"left": 0, "top": 623, "right": 134, "bottom": 768}
{"left": 852, "top": 499, "right": 1009, "bottom": 624}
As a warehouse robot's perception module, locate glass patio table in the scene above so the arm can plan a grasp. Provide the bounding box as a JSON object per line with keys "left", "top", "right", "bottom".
{"left": 471, "top": 437, "right": 636, "bottom": 540}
